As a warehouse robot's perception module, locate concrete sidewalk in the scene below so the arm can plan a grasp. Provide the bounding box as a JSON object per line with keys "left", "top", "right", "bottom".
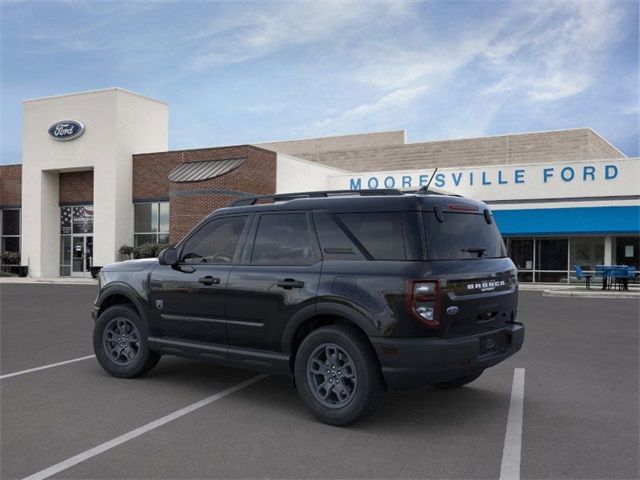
{"left": 0, "top": 276, "right": 97, "bottom": 285}
{"left": 541, "top": 288, "right": 640, "bottom": 299}
{"left": 518, "top": 282, "right": 640, "bottom": 298}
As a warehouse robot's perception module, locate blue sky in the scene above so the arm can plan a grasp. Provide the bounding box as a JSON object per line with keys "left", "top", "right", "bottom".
{"left": 1, "top": 0, "right": 638, "bottom": 165}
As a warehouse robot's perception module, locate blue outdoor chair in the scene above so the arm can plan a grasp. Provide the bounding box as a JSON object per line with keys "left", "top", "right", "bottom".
{"left": 574, "top": 265, "right": 592, "bottom": 290}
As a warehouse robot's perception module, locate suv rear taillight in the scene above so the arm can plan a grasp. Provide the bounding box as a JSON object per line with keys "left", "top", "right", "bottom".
{"left": 407, "top": 280, "right": 440, "bottom": 328}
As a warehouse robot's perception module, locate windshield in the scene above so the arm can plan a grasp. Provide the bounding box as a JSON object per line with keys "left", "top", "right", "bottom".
{"left": 422, "top": 212, "right": 506, "bottom": 260}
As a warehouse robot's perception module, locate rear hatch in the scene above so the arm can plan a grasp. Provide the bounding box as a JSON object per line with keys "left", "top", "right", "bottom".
{"left": 420, "top": 204, "right": 518, "bottom": 339}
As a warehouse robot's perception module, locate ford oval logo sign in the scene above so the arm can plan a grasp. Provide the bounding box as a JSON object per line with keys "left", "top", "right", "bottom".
{"left": 48, "top": 120, "right": 85, "bottom": 141}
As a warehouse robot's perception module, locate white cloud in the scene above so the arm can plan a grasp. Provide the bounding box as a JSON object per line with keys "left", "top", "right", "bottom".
{"left": 191, "top": 1, "right": 412, "bottom": 69}
{"left": 308, "top": 0, "right": 628, "bottom": 135}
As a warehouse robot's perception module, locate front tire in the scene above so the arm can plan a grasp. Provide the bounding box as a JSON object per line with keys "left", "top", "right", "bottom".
{"left": 93, "top": 304, "right": 160, "bottom": 378}
{"left": 294, "top": 325, "right": 384, "bottom": 426}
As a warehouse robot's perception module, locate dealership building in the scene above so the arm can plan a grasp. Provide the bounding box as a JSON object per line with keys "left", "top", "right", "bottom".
{"left": 0, "top": 88, "right": 638, "bottom": 281}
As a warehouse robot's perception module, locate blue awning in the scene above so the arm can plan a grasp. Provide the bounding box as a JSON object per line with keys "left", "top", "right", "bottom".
{"left": 493, "top": 206, "right": 640, "bottom": 236}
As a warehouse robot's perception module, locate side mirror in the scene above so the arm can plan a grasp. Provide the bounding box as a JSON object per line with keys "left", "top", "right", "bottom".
{"left": 158, "top": 247, "right": 178, "bottom": 266}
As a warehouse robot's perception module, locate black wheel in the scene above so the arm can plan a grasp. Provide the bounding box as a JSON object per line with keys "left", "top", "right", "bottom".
{"left": 434, "top": 369, "right": 484, "bottom": 389}
{"left": 93, "top": 304, "right": 160, "bottom": 378}
{"left": 294, "top": 325, "right": 384, "bottom": 426}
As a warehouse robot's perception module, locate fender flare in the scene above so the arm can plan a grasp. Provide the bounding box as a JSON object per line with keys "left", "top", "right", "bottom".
{"left": 96, "top": 282, "right": 149, "bottom": 324}
{"left": 281, "top": 301, "right": 378, "bottom": 354}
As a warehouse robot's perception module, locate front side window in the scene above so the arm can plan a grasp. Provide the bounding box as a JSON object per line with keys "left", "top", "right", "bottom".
{"left": 251, "top": 213, "right": 316, "bottom": 265}
{"left": 423, "top": 212, "right": 506, "bottom": 260}
{"left": 181, "top": 215, "right": 247, "bottom": 264}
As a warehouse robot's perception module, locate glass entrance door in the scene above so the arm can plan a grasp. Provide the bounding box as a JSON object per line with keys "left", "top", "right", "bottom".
{"left": 71, "top": 236, "right": 93, "bottom": 277}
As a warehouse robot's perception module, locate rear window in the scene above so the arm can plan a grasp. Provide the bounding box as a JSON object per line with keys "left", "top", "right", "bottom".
{"left": 423, "top": 212, "right": 506, "bottom": 260}
{"left": 337, "top": 212, "right": 406, "bottom": 260}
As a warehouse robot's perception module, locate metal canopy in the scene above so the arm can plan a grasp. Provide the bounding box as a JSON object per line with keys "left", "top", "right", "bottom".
{"left": 168, "top": 158, "right": 246, "bottom": 183}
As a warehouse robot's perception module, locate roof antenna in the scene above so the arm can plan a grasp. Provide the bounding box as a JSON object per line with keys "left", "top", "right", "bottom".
{"left": 419, "top": 168, "right": 438, "bottom": 192}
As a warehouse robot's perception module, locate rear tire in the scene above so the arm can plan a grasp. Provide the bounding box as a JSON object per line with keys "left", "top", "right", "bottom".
{"left": 294, "top": 325, "right": 384, "bottom": 426}
{"left": 434, "top": 369, "right": 484, "bottom": 389}
{"left": 93, "top": 304, "right": 160, "bottom": 378}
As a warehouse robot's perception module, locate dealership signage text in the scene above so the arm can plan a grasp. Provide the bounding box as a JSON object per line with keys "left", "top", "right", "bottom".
{"left": 347, "top": 164, "right": 619, "bottom": 190}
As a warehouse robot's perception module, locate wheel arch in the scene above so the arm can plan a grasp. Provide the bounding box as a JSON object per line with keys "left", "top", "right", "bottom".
{"left": 282, "top": 302, "right": 380, "bottom": 369}
{"left": 96, "top": 283, "right": 149, "bottom": 324}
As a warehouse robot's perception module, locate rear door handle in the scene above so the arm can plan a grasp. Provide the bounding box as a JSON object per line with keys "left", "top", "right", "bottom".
{"left": 277, "top": 278, "right": 304, "bottom": 289}
{"left": 198, "top": 276, "right": 221, "bottom": 286}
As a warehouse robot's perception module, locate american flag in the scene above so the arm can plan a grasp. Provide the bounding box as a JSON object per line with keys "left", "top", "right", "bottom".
{"left": 60, "top": 207, "right": 72, "bottom": 234}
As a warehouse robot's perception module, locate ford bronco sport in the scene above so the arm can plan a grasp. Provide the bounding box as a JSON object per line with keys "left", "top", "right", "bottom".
{"left": 92, "top": 189, "right": 524, "bottom": 425}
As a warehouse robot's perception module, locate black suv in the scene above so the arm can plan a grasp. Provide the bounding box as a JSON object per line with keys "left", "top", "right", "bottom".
{"left": 92, "top": 189, "right": 524, "bottom": 425}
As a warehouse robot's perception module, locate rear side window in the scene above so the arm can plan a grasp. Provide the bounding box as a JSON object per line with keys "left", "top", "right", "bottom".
{"left": 337, "top": 212, "right": 406, "bottom": 260}
{"left": 313, "top": 212, "right": 365, "bottom": 261}
{"left": 251, "top": 213, "right": 317, "bottom": 265}
{"left": 423, "top": 212, "right": 506, "bottom": 260}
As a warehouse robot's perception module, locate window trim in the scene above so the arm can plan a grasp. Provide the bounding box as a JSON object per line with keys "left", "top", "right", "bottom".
{"left": 244, "top": 211, "right": 321, "bottom": 267}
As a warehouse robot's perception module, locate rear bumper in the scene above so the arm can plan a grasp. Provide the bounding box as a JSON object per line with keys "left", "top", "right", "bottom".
{"left": 370, "top": 323, "right": 524, "bottom": 390}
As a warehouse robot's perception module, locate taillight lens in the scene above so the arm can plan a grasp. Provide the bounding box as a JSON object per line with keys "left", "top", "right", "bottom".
{"left": 407, "top": 280, "right": 440, "bottom": 328}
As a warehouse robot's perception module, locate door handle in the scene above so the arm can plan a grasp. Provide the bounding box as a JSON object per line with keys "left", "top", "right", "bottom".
{"left": 277, "top": 278, "right": 304, "bottom": 289}
{"left": 198, "top": 276, "right": 221, "bottom": 286}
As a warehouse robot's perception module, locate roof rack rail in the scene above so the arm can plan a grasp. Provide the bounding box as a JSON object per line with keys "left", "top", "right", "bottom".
{"left": 229, "top": 189, "right": 404, "bottom": 207}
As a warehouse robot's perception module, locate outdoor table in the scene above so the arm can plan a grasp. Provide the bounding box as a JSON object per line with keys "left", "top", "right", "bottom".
{"left": 595, "top": 265, "right": 633, "bottom": 291}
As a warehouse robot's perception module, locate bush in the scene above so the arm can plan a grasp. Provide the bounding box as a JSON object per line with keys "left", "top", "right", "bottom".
{"left": 132, "top": 243, "right": 171, "bottom": 259}
{"left": 0, "top": 251, "right": 20, "bottom": 265}
{"left": 119, "top": 244, "right": 134, "bottom": 256}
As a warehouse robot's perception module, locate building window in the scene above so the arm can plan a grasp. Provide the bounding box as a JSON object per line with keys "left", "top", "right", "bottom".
{"left": 570, "top": 237, "right": 604, "bottom": 272}
{"left": 134, "top": 202, "right": 169, "bottom": 246}
{"left": 614, "top": 236, "right": 639, "bottom": 267}
{"left": 506, "top": 237, "right": 534, "bottom": 282}
{"left": 1, "top": 209, "right": 21, "bottom": 265}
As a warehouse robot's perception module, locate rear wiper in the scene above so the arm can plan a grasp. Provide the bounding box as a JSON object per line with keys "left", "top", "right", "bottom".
{"left": 461, "top": 247, "right": 486, "bottom": 258}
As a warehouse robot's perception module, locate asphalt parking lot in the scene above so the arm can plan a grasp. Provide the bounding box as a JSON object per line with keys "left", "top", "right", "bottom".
{"left": 1, "top": 284, "right": 638, "bottom": 480}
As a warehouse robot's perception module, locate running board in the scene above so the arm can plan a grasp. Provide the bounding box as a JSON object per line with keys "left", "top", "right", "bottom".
{"left": 148, "top": 337, "right": 291, "bottom": 375}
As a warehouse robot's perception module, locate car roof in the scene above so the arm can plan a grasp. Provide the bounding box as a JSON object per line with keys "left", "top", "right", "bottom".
{"left": 207, "top": 191, "right": 489, "bottom": 219}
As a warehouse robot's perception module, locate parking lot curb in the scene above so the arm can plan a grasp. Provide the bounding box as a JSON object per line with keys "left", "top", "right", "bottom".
{"left": 0, "top": 278, "right": 97, "bottom": 285}
{"left": 542, "top": 289, "right": 640, "bottom": 299}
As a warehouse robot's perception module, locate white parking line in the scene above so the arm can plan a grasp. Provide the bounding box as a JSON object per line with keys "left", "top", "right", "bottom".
{"left": 0, "top": 355, "right": 96, "bottom": 380}
{"left": 21, "top": 373, "right": 268, "bottom": 480}
{"left": 500, "top": 368, "right": 525, "bottom": 480}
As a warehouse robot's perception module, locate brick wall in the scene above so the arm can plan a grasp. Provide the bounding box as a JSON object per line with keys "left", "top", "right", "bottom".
{"left": 133, "top": 145, "right": 277, "bottom": 243}
{"left": 0, "top": 164, "right": 22, "bottom": 207}
{"left": 587, "top": 129, "right": 625, "bottom": 159}
{"left": 260, "top": 128, "right": 625, "bottom": 172}
{"left": 59, "top": 171, "right": 94, "bottom": 204}
{"left": 255, "top": 130, "right": 405, "bottom": 162}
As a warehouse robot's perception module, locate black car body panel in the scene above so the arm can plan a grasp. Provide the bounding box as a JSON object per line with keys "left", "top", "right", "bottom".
{"left": 94, "top": 191, "right": 524, "bottom": 390}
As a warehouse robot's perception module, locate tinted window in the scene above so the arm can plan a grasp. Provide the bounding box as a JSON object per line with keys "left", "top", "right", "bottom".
{"left": 134, "top": 203, "right": 158, "bottom": 232}
{"left": 314, "top": 212, "right": 365, "bottom": 261}
{"left": 337, "top": 212, "right": 406, "bottom": 260}
{"left": 181, "top": 216, "right": 247, "bottom": 263}
{"left": 423, "top": 212, "right": 506, "bottom": 260}
{"left": 252, "top": 213, "right": 316, "bottom": 265}
{"left": 2, "top": 209, "right": 20, "bottom": 235}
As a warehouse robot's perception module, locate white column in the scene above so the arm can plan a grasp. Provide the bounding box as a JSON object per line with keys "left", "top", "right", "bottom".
{"left": 604, "top": 236, "right": 613, "bottom": 265}
{"left": 21, "top": 169, "right": 59, "bottom": 277}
